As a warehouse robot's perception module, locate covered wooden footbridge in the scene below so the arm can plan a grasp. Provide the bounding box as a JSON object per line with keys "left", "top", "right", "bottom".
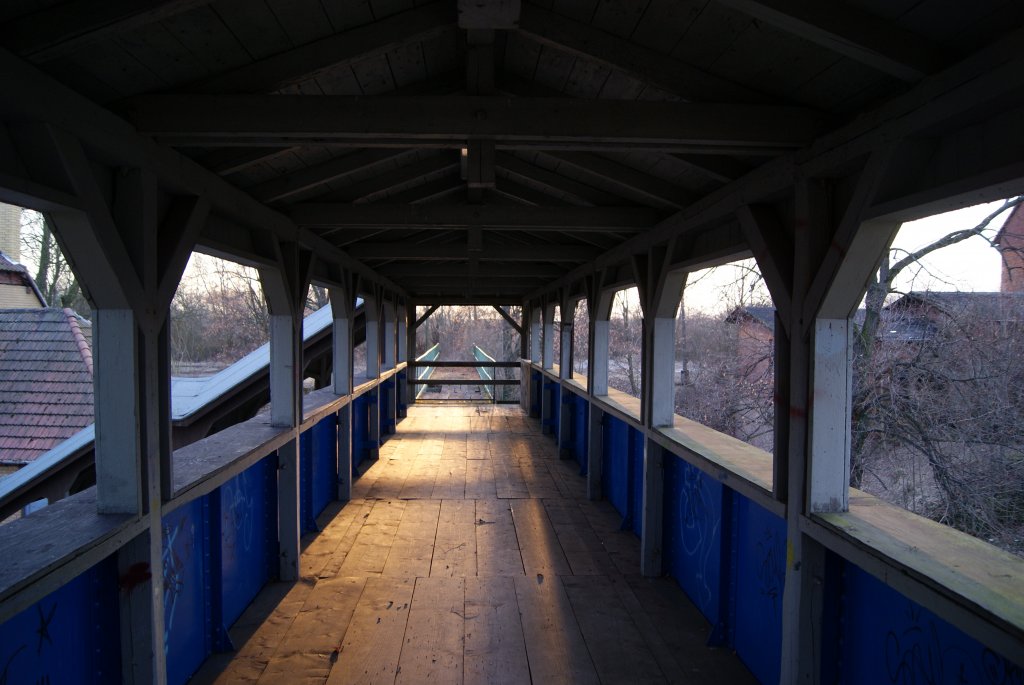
{"left": 1, "top": 0, "right": 1023, "bottom": 682}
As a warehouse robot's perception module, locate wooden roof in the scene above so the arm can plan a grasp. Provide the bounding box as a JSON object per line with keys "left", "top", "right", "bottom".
{"left": 1, "top": 0, "right": 1021, "bottom": 304}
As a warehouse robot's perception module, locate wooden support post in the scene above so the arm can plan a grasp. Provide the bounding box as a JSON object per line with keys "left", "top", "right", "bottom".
{"left": 778, "top": 178, "right": 828, "bottom": 683}
{"left": 633, "top": 246, "right": 684, "bottom": 577}
{"left": 329, "top": 279, "right": 354, "bottom": 501}
{"left": 586, "top": 280, "right": 614, "bottom": 500}
{"left": 260, "top": 242, "right": 313, "bottom": 582}
{"left": 641, "top": 438, "right": 665, "bottom": 576}
{"left": 529, "top": 304, "right": 542, "bottom": 362}
{"left": 397, "top": 300, "right": 409, "bottom": 417}
{"left": 407, "top": 303, "right": 419, "bottom": 408}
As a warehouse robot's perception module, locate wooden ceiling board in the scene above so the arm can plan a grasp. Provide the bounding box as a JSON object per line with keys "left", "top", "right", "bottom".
{"left": 321, "top": 0, "right": 375, "bottom": 32}
{"left": 266, "top": 0, "right": 333, "bottom": 45}
{"left": 42, "top": 55, "right": 122, "bottom": 103}
{"left": 596, "top": 69, "right": 646, "bottom": 99}
{"left": 114, "top": 21, "right": 211, "bottom": 86}
{"left": 790, "top": 56, "right": 893, "bottom": 112}
{"left": 160, "top": 6, "right": 252, "bottom": 75}
{"left": 351, "top": 53, "right": 397, "bottom": 94}
{"left": 313, "top": 64, "right": 364, "bottom": 94}
{"left": 533, "top": 44, "right": 577, "bottom": 92}
{"left": 386, "top": 41, "right": 429, "bottom": 88}
{"left": 590, "top": 0, "right": 651, "bottom": 39}
{"left": 629, "top": 0, "right": 707, "bottom": 54}
{"left": 211, "top": 0, "right": 292, "bottom": 60}
{"left": 563, "top": 58, "right": 612, "bottom": 98}
{"left": 421, "top": 27, "right": 461, "bottom": 77}
{"left": 66, "top": 41, "right": 166, "bottom": 100}
{"left": 708, "top": 23, "right": 839, "bottom": 100}
{"left": 370, "top": 0, "right": 416, "bottom": 21}
{"left": 550, "top": 0, "right": 600, "bottom": 24}
{"left": 669, "top": 2, "right": 752, "bottom": 71}
{"left": 503, "top": 32, "right": 542, "bottom": 79}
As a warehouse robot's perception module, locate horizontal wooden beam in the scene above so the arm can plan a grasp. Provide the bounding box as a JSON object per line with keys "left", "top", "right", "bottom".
{"left": 517, "top": 3, "right": 763, "bottom": 103}
{"left": 4, "top": 0, "right": 214, "bottom": 63}
{"left": 713, "top": 0, "right": 939, "bottom": 82}
{"left": 122, "top": 95, "right": 823, "bottom": 151}
{"left": 348, "top": 241, "right": 598, "bottom": 261}
{"left": 187, "top": 2, "right": 454, "bottom": 93}
{"left": 379, "top": 263, "right": 562, "bottom": 279}
{"left": 291, "top": 204, "right": 663, "bottom": 231}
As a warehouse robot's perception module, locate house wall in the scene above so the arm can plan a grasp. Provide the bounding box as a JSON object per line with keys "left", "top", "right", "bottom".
{"left": 999, "top": 206, "right": 1024, "bottom": 293}
{"left": 0, "top": 203, "right": 19, "bottom": 262}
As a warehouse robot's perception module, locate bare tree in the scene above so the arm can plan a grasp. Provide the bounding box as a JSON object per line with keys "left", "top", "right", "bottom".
{"left": 19, "top": 211, "right": 87, "bottom": 314}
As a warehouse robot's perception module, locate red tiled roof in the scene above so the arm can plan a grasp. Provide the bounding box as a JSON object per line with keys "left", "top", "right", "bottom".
{"left": 0, "top": 308, "right": 93, "bottom": 465}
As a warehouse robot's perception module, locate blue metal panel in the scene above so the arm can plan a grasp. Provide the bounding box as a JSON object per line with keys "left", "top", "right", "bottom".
{"left": 629, "top": 426, "right": 643, "bottom": 536}
{"left": 380, "top": 378, "right": 395, "bottom": 435}
{"left": 163, "top": 497, "right": 210, "bottom": 685}
{"left": 299, "top": 428, "right": 314, "bottom": 533}
{"left": 839, "top": 560, "right": 1023, "bottom": 684}
{"left": 602, "top": 414, "right": 629, "bottom": 520}
{"left": 572, "top": 392, "right": 588, "bottom": 473}
{"left": 0, "top": 553, "right": 120, "bottom": 684}
{"left": 353, "top": 394, "right": 370, "bottom": 469}
{"left": 733, "top": 494, "right": 786, "bottom": 685}
{"left": 543, "top": 380, "right": 560, "bottom": 432}
{"left": 396, "top": 370, "right": 408, "bottom": 413}
{"left": 530, "top": 370, "right": 541, "bottom": 416}
{"left": 663, "top": 454, "right": 724, "bottom": 626}
{"left": 219, "top": 456, "right": 276, "bottom": 627}
{"left": 311, "top": 415, "right": 337, "bottom": 523}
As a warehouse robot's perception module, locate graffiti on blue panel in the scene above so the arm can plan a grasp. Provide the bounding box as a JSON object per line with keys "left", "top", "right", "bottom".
{"left": 755, "top": 525, "right": 785, "bottom": 613}
{"left": 222, "top": 473, "right": 255, "bottom": 554}
{"left": 162, "top": 515, "right": 197, "bottom": 656}
{"left": 677, "top": 462, "right": 720, "bottom": 611}
{"left": 0, "top": 645, "right": 27, "bottom": 684}
{"left": 884, "top": 605, "right": 1023, "bottom": 685}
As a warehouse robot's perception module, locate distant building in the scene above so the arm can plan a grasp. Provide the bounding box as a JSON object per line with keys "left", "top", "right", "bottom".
{"left": 0, "top": 308, "right": 94, "bottom": 473}
{"left": 0, "top": 254, "right": 45, "bottom": 309}
{"left": 995, "top": 203, "right": 1024, "bottom": 293}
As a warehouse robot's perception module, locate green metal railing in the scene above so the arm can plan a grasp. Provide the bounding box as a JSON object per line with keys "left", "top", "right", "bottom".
{"left": 472, "top": 344, "right": 497, "bottom": 401}
{"left": 414, "top": 343, "right": 440, "bottom": 399}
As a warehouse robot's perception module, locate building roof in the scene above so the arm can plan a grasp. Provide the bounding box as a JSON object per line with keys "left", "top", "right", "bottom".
{"left": 725, "top": 305, "right": 777, "bottom": 333}
{"left": 0, "top": 308, "right": 94, "bottom": 465}
{"left": 887, "top": 291, "right": 1024, "bottom": 320}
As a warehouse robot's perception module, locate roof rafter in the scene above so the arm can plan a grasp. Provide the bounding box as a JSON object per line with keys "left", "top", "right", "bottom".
{"left": 516, "top": 3, "right": 764, "bottom": 103}
{"left": 713, "top": 0, "right": 940, "bottom": 82}
{"left": 247, "top": 149, "right": 412, "bottom": 203}
{"left": 539, "top": 151, "right": 696, "bottom": 209}
{"left": 123, "top": 95, "right": 822, "bottom": 152}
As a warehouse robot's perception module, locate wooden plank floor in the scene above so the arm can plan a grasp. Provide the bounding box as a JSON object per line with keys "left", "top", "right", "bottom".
{"left": 194, "top": 404, "right": 755, "bottom": 685}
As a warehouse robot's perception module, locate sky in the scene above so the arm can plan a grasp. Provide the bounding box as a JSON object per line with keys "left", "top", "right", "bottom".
{"left": 683, "top": 199, "right": 1016, "bottom": 315}
{"left": 12, "top": 199, "right": 1018, "bottom": 315}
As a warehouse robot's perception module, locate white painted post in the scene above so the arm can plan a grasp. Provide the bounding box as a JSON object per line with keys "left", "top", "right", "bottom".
{"left": 558, "top": 299, "right": 576, "bottom": 458}
{"left": 382, "top": 299, "right": 396, "bottom": 370}
{"left": 542, "top": 302, "right": 555, "bottom": 370}
{"left": 650, "top": 316, "right": 677, "bottom": 428}
{"left": 810, "top": 318, "right": 853, "bottom": 512}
